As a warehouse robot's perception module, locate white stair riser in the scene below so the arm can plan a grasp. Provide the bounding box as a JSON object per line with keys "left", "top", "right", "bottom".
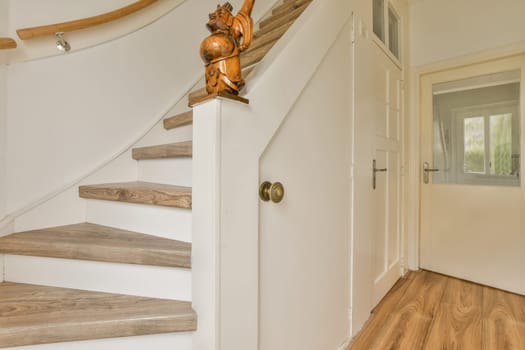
{"left": 13, "top": 187, "right": 86, "bottom": 234}
{"left": 2, "top": 332, "right": 192, "bottom": 350}
{"left": 136, "top": 123, "right": 193, "bottom": 147}
{"left": 164, "top": 125, "right": 192, "bottom": 143}
{"left": 138, "top": 158, "right": 192, "bottom": 186}
{"left": 4, "top": 255, "right": 191, "bottom": 301}
{"left": 86, "top": 200, "right": 192, "bottom": 242}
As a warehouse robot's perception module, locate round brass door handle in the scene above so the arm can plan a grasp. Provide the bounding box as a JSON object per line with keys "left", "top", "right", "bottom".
{"left": 259, "top": 181, "right": 285, "bottom": 203}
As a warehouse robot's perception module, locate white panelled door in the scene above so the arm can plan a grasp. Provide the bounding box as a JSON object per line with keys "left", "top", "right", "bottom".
{"left": 258, "top": 23, "right": 353, "bottom": 350}
{"left": 420, "top": 57, "right": 525, "bottom": 295}
{"left": 372, "top": 65, "right": 402, "bottom": 306}
{"left": 351, "top": 20, "right": 403, "bottom": 334}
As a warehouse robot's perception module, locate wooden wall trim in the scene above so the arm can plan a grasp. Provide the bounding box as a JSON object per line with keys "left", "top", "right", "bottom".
{"left": 17, "top": 0, "right": 158, "bottom": 40}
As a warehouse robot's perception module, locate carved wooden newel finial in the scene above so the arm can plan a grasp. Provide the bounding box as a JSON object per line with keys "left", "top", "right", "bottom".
{"left": 200, "top": 0, "right": 255, "bottom": 96}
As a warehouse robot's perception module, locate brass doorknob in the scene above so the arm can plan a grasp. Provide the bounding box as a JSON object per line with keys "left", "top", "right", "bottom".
{"left": 259, "top": 181, "right": 285, "bottom": 203}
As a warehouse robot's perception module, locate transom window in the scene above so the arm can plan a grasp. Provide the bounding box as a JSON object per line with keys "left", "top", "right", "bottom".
{"left": 373, "top": 0, "right": 401, "bottom": 60}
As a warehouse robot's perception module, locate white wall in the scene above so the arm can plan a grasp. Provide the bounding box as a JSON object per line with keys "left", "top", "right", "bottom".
{"left": 4, "top": 0, "right": 210, "bottom": 216}
{"left": 2, "top": 0, "right": 277, "bottom": 224}
{"left": 410, "top": 0, "right": 525, "bottom": 67}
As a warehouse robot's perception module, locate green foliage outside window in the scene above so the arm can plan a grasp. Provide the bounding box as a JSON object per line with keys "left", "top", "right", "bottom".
{"left": 490, "top": 114, "right": 512, "bottom": 175}
{"left": 464, "top": 117, "right": 485, "bottom": 173}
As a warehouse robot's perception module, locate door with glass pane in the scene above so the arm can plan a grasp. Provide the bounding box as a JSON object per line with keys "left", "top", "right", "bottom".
{"left": 420, "top": 57, "right": 525, "bottom": 294}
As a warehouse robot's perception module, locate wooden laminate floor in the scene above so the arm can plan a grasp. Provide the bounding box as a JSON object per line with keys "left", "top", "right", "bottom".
{"left": 349, "top": 270, "right": 525, "bottom": 350}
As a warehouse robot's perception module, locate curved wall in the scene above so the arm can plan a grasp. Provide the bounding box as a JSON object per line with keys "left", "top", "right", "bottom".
{"left": 4, "top": 0, "right": 277, "bottom": 218}
{"left": 5, "top": 0, "right": 211, "bottom": 214}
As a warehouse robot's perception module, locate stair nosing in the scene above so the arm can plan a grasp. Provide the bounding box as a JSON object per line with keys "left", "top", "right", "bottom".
{"left": 79, "top": 181, "right": 192, "bottom": 209}
{"left": 271, "top": 0, "right": 312, "bottom": 18}
{"left": 0, "top": 282, "right": 197, "bottom": 348}
{"left": 132, "top": 141, "right": 193, "bottom": 160}
{"left": 163, "top": 110, "right": 193, "bottom": 130}
{"left": 0, "top": 223, "right": 191, "bottom": 268}
{"left": 255, "top": 2, "right": 310, "bottom": 37}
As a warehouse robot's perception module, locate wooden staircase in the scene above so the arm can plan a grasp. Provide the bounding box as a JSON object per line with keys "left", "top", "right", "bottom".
{"left": 0, "top": 1, "right": 311, "bottom": 348}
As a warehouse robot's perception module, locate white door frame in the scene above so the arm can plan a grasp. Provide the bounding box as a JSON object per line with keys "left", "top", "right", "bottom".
{"left": 406, "top": 44, "right": 525, "bottom": 271}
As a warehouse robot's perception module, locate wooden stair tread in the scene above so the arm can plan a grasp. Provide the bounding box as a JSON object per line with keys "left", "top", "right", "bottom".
{"left": 79, "top": 182, "right": 192, "bottom": 209}
{"left": 132, "top": 141, "right": 192, "bottom": 160}
{"left": 261, "top": 0, "right": 311, "bottom": 27}
{"left": 164, "top": 110, "right": 193, "bottom": 130}
{"left": 256, "top": 1, "right": 310, "bottom": 36}
{"left": 0, "top": 223, "right": 191, "bottom": 268}
{"left": 248, "top": 20, "right": 293, "bottom": 53}
{"left": 0, "top": 282, "right": 196, "bottom": 348}
{"left": 240, "top": 41, "right": 278, "bottom": 69}
{"left": 271, "top": 0, "right": 312, "bottom": 18}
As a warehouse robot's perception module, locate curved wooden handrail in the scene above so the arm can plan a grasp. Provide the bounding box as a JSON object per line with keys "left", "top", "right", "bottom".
{"left": 17, "top": 0, "right": 158, "bottom": 40}
{"left": 0, "top": 37, "right": 17, "bottom": 49}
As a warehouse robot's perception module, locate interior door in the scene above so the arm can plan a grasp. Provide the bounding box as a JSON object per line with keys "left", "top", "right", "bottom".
{"left": 351, "top": 21, "right": 403, "bottom": 334}
{"left": 372, "top": 65, "right": 403, "bottom": 306}
{"left": 420, "top": 56, "right": 525, "bottom": 295}
{"left": 258, "top": 22, "right": 353, "bottom": 350}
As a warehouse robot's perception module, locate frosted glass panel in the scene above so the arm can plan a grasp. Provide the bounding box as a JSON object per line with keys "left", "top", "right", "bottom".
{"left": 432, "top": 76, "right": 520, "bottom": 186}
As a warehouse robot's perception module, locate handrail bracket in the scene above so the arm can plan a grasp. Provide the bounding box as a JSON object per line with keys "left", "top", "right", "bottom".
{"left": 55, "top": 32, "right": 71, "bottom": 52}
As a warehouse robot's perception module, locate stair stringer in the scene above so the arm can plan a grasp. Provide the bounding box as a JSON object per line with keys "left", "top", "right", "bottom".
{"left": 191, "top": 1, "right": 354, "bottom": 349}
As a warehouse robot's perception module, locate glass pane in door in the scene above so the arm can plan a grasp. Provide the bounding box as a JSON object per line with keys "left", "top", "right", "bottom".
{"left": 431, "top": 70, "right": 521, "bottom": 186}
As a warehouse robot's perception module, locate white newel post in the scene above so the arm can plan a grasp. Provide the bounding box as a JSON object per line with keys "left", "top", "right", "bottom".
{"left": 191, "top": 96, "right": 260, "bottom": 350}
{"left": 192, "top": 98, "right": 222, "bottom": 350}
